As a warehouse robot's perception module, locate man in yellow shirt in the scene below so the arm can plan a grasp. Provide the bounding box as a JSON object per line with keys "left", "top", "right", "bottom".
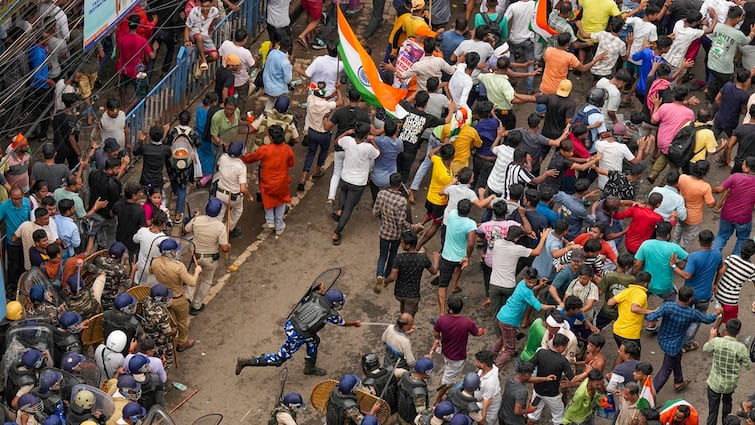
{"left": 579, "top": 0, "right": 620, "bottom": 40}
{"left": 388, "top": 0, "right": 440, "bottom": 57}
{"left": 691, "top": 106, "right": 728, "bottom": 165}
{"left": 416, "top": 144, "right": 455, "bottom": 252}
{"left": 606, "top": 271, "right": 655, "bottom": 364}
{"left": 435, "top": 108, "right": 481, "bottom": 173}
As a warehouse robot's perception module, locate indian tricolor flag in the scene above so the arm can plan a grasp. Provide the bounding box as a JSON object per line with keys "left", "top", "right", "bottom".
{"left": 636, "top": 376, "right": 656, "bottom": 410}
{"left": 337, "top": 7, "right": 408, "bottom": 119}
{"left": 530, "top": 0, "right": 557, "bottom": 43}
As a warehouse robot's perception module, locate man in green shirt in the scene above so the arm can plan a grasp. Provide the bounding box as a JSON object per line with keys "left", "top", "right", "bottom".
{"left": 563, "top": 369, "right": 605, "bottom": 425}
{"left": 210, "top": 96, "right": 243, "bottom": 149}
{"left": 703, "top": 318, "right": 751, "bottom": 425}
{"left": 706, "top": 6, "right": 755, "bottom": 101}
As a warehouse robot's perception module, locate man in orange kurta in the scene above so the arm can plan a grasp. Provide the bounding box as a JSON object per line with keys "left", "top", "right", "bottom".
{"left": 241, "top": 125, "right": 295, "bottom": 236}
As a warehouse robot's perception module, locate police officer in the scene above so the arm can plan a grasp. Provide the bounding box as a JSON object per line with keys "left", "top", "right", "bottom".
{"left": 235, "top": 285, "right": 361, "bottom": 376}
{"left": 121, "top": 402, "right": 147, "bottom": 425}
{"left": 7, "top": 349, "right": 45, "bottom": 409}
{"left": 150, "top": 239, "right": 202, "bottom": 352}
{"left": 215, "top": 141, "right": 253, "bottom": 238}
{"left": 64, "top": 273, "right": 102, "bottom": 320}
{"left": 250, "top": 95, "right": 300, "bottom": 147}
{"left": 416, "top": 401, "right": 456, "bottom": 425}
{"left": 54, "top": 311, "right": 84, "bottom": 362}
{"left": 103, "top": 294, "right": 144, "bottom": 356}
{"left": 446, "top": 372, "right": 482, "bottom": 422}
{"left": 26, "top": 285, "right": 59, "bottom": 325}
{"left": 86, "top": 242, "right": 131, "bottom": 311}
{"left": 361, "top": 353, "right": 397, "bottom": 413}
{"left": 32, "top": 369, "right": 65, "bottom": 418}
{"left": 396, "top": 357, "right": 434, "bottom": 425}
{"left": 184, "top": 197, "right": 230, "bottom": 315}
{"left": 127, "top": 354, "right": 165, "bottom": 409}
{"left": 271, "top": 392, "right": 304, "bottom": 424}
{"left": 326, "top": 374, "right": 381, "bottom": 425}
{"left": 142, "top": 285, "right": 176, "bottom": 368}
{"left": 67, "top": 389, "right": 100, "bottom": 424}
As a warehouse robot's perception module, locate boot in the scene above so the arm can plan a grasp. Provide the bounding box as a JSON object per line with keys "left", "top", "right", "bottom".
{"left": 235, "top": 357, "right": 262, "bottom": 375}
{"left": 303, "top": 358, "right": 326, "bottom": 376}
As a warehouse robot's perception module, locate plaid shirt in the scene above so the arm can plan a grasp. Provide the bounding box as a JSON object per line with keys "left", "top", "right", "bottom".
{"left": 646, "top": 302, "right": 717, "bottom": 355}
{"left": 703, "top": 336, "right": 752, "bottom": 394}
{"left": 373, "top": 188, "right": 411, "bottom": 240}
{"left": 548, "top": 11, "right": 576, "bottom": 47}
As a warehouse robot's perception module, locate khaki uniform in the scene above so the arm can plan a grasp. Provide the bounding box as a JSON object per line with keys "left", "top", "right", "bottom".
{"left": 216, "top": 153, "right": 247, "bottom": 230}
{"left": 184, "top": 215, "right": 228, "bottom": 310}
{"left": 150, "top": 256, "right": 197, "bottom": 345}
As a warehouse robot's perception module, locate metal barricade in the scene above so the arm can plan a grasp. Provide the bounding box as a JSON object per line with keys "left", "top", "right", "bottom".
{"left": 125, "top": 0, "right": 265, "bottom": 145}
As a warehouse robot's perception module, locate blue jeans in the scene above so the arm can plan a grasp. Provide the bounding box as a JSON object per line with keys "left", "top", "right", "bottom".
{"left": 377, "top": 238, "right": 400, "bottom": 278}
{"left": 264, "top": 204, "right": 286, "bottom": 231}
{"left": 508, "top": 39, "right": 535, "bottom": 93}
{"left": 302, "top": 129, "right": 332, "bottom": 172}
{"left": 409, "top": 135, "right": 441, "bottom": 191}
{"left": 171, "top": 181, "right": 187, "bottom": 215}
{"left": 712, "top": 218, "right": 752, "bottom": 255}
{"left": 684, "top": 298, "right": 710, "bottom": 346}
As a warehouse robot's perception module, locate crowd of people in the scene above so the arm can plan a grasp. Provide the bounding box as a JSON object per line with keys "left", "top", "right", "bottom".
{"left": 3, "top": 0, "right": 755, "bottom": 422}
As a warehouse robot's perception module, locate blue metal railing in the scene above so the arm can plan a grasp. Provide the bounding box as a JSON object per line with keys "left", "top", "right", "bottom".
{"left": 125, "top": 0, "right": 265, "bottom": 145}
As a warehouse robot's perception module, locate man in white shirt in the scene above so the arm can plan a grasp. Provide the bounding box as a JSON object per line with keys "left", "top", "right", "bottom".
{"left": 40, "top": 0, "right": 69, "bottom": 40}
{"left": 595, "top": 69, "right": 633, "bottom": 128}
{"left": 332, "top": 122, "right": 380, "bottom": 245}
{"left": 184, "top": 0, "right": 220, "bottom": 72}
{"left": 594, "top": 129, "right": 646, "bottom": 189}
{"left": 451, "top": 31, "right": 494, "bottom": 79}
{"left": 449, "top": 53, "right": 479, "bottom": 110}
{"left": 475, "top": 350, "right": 502, "bottom": 425}
{"left": 294, "top": 42, "right": 344, "bottom": 96}
{"left": 218, "top": 28, "right": 256, "bottom": 114}
{"left": 505, "top": 0, "right": 536, "bottom": 93}
{"left": 216, "top": 141, "right": 254, "bottom": 237}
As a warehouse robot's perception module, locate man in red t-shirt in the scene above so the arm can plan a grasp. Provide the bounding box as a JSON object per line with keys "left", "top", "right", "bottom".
{"left": 428, "top": 295, "right": 484, "bottom": 403}
{"left": 116, "top": 14, "right": 158, "bottom": 110}
{"left": 613, "top": 192, "right": 664, "bottom": 254}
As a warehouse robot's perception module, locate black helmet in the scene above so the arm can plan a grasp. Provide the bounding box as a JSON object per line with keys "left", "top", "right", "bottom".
{"left": 586, "top": 88, "right": 606, "bottom": 108}
{"left": 361, "top": 353, "right": 380, "bottom": 372}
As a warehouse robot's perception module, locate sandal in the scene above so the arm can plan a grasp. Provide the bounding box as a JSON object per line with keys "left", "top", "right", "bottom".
{"left": 331, "top": 212, "right": 342, "bottom": 222}
{"left": 682, "top": 341, "right": 700, "bottom": 353}
{"left": 295, "top": 37, "right": 308, "bottom": 49}
{"left": 311, "top": 171, "right": 325, "bottom": 180}
{"left": 451, "top": 287, "right": 462, "bottom": 294}
{"left": 332, "top": 234, "right": 342, "bottom": 245}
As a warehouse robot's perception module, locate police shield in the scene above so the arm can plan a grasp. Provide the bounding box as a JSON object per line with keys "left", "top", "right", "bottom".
{"left": 191, "top": 414, "right": 223, "bottom": 425}
{"left": 310, "top": 268, "right": 341, "bottom": 293}
{"left": 71, "top": 358, "right": 102, "bottom": 388}
{"left": 1, "top": 320, "right": 55, "bottom": 388}
{"left": 184, "top": 189, "right": 210, "bottom": 222}
{"left": 70, "top": 384, "right": 115, "bottom": 421}
{"left": 17, "top": 268, "right": 62, "bottom": 308}
{"left": 142, "top": 405, "right": 177, "bottom": 425}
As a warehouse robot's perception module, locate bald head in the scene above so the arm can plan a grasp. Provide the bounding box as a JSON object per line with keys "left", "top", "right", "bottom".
{"left": 397, "top": 313, "right": 414, "bottom": 331}
{"left": 603, "top": 196, "right": 620, "bottom": 212}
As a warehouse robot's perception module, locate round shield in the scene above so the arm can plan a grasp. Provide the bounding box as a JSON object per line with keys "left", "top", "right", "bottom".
{"left": 184, "top": 189, "right": 210, "bottom": 220}
{"left": 143, "top": 405, "right": 177, "bottom": 425}
{"left": 71, "top": 358, "right": 102, "bottom": 388}
{"left": 310, "top": 268, "right": 342, "bottom": 293}
{"left": 70, "top": 384, "right": 115, "bottom": 420}
{"left": 18, "top": 268, "right": 62, "bottom": 307}
{"left": 191, "top": 414, "right": 223, "bottom": 425}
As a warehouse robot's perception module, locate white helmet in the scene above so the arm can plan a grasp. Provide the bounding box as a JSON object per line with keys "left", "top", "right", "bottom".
{"left": 106, "top": 330, "right": 127, "bottom": 353}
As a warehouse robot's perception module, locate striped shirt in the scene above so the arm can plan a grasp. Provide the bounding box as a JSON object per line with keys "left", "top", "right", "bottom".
{"left": 715, "top": 254, "right": 755, "bottom": 305}
{"left": 703, "top": 336, "right": 751, "bottom": 394}
{"left": 501, "top": 163, "right": 533, "bottom": 199}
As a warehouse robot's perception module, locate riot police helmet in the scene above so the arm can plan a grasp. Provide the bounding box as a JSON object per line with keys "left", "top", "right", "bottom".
{"left": 122, "top": 401, "right": 147, "bottom": 420}
{"left": 43, "top": 416, "right": 62, "bottom": 425}
{"left": 38, "top": 369, "right": 64, "bottom": 394}
{"left": 29, "top": 285, "right": 45, "bottom": 303}
{"left": 462, "top": 372, "right": 481, "bottom": 391}
{"left": 128, "top": 354, "right": 150, "bottom": 374}
{"left": 205, "top": 197, "right": 223, "bottom": 217}
{"left": 282, "top": 392, "right": 304, "bottom": 409}
{"left": 338, "top": 374, "right": 362, "bottom": 394}
{"left": 7, "top": 301, "right": 23, "bottom": 320}
{"left": 228, "top": 141, "right": 245, "bottom": 158}
{"left": 158, "top": 239, "right": 180, "bottom": 253}
{"left": 361, "top": 352, "right": 380, "bottom": 373}
{"left": 150, "top": 284, "right": 173, "bottom": 302}
{"left": 117, "top": 374, "right": 142, "bottom": 401}
{"left": 414, "top": 357, "right": 434, "bottom": 375}
{"left": 106, "top": 330, "right": 128, "bottom": 353}
{"left": 114, "top": 293, "right": 138, "bottom": 314}
{"left": 450, "top": 414, "right": 473, "bottom": 425}
{"left": 21, "top": 349, "right": 44, "bottom": 369}
{"left": 74, "top": 389, "right": 96, "bottom": 410}
{"left": 61, "top": 352, "right": 86, "bottom": 372}
{"left": 18, "top": 393, "right": 43, "bottom": 413}
{"left": 325, "top": 289, "right": 345, "bottom": 309}
{"left": 59, "top": 311, "right": 83, "bottom": 330}
{"left": 434, "top": 401, "right": 456, "bottom": 419}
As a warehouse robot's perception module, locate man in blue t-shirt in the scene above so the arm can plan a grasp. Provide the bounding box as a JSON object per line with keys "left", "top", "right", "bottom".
{"left": 668, "top": 230, "right": 723, "bottom": 350}
{"left": 437, "top": 199, "right": 478, "bottom": 317}
{"left": 0, "top": 188, "right": 31, "bottom": 293}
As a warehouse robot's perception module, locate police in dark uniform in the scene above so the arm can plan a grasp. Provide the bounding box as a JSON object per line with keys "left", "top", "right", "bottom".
{"left": 361, "top": 353, "right": 398, "bottom": 413}
{"left": 127, "top": 354, "right": 165, "bottom": 409}
{"left": 103, "top": 294, "right": 144, "bottom": 356}
{"left": 445, "top": 372, "right": 482, "bottom": 422}
{"left": 396, "top": 358, "right": 434, "bottom": 425}
{"left": 416, "top": 401, "right": 456, "bottom": 425}
{"left": 325, "top": 374, "right": 381, "bottom": 425}
{"left": 32, "top": 369, "right": 65, "bottom": 419}
{"left": 54, "top": 312, "right": 84, "bottom": 363}
{"left": 270, "top": 392, "right": 304, "bottom": 424}
{"left": 235, "top": 285, "right": 361, "bottom": 376}
{"left": 26, "top": 285, "right": 60, "bottom": 326}
{"left": 6, "top": 349, "right": 45, "bottom": 408}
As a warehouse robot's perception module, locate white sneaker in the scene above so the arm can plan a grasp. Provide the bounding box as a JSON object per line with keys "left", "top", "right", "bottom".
{"left": 275, "top": 225, "right": 286, "bottom": 236}
{"left": 261, "top": 222, "right": 275, "bottom": 229}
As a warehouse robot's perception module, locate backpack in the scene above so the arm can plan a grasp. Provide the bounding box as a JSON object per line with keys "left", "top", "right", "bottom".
{"left": 667, "top": 122, "right": 710, "bottom": 167}
{"left": 572, "top": 106, "right": 602, "bottom": 149}
{"left": 253, "top": 109, "right": 295, "bottom": 147}
{"left": 170, "top": 127, "right": 196, "bottom": 171}
{"left": 480, "top": 14, "right": 508, "bottom": 39}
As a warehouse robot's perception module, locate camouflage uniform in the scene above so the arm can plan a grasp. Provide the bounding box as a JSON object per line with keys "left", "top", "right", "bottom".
{"left": 25, "top": 303, "right": 60, "bottom": 326}
{"left": 87, "top": 256, "right": 132, "bottom": 311}
{"left": 65, "top": 289, "right": 102, "bottom": 320}
{"left": 142, "top": 297, "right": 175, "bottom": 369}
